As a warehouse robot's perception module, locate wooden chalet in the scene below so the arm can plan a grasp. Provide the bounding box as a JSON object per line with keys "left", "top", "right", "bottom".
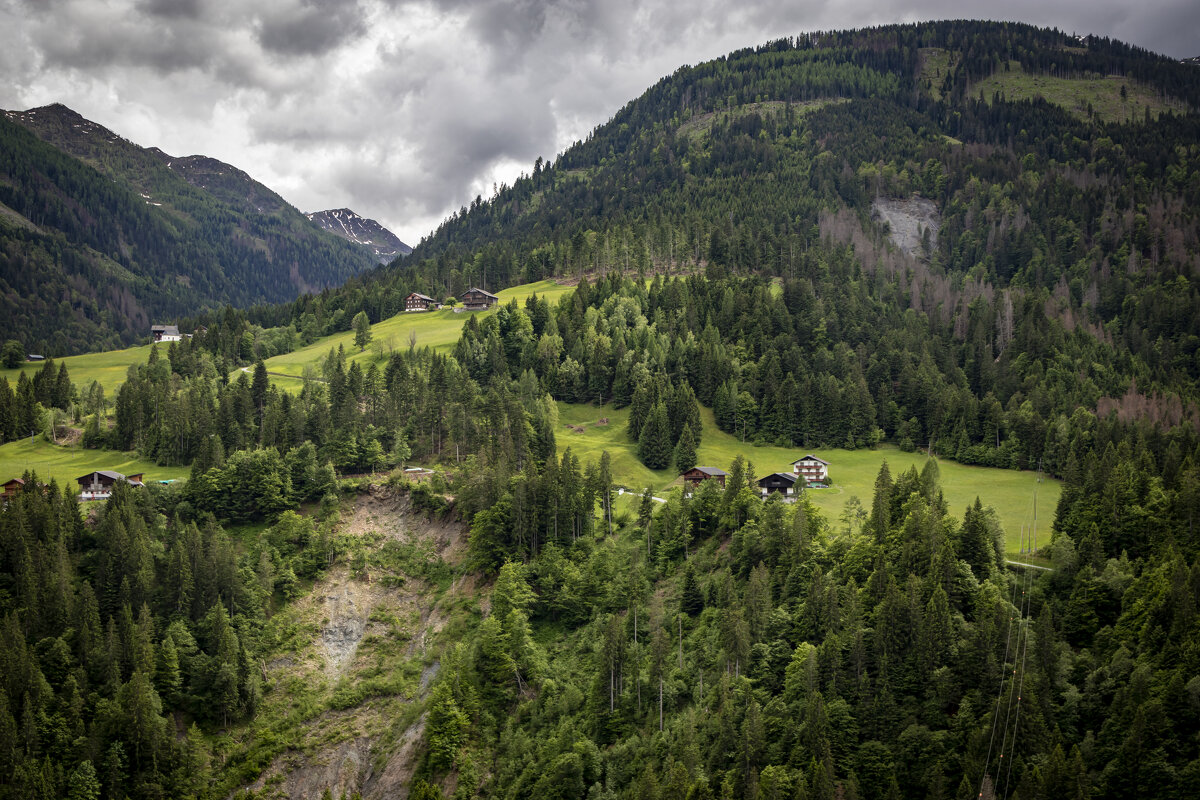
{"left": 460, "top": 287, "right": 499, "bottom": 310}
{"left": 76, "top": 470, "right": 144, "bottom": 501}
{"left": 405, "top": 292, "right": 438, "bottom": 312}
{"left": 791, "top": 454, "right": 829, "bottom": 485}
{"left": 681, "top": 466, "right": 727, "bottom": 490}
{"left": 151, "top": 324, "right": 182, "bottom": 342}
{"left": 2, "top": 478, "right": 24, "bottom": 500}
{"left": 758, "top": 472, "right": 799, "bottom": 498}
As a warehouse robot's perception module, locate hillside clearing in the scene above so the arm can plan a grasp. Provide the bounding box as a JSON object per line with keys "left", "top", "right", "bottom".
{"left": 0, "top": 342, "right": 158, "bottom": 396}
{"left": 556, "top": 401, "right": 1059, "bottom": 559}
{"left": 254, "top": 279, "right": 575, "bottom": 383}
{"left": 0, "top": 436, "right": 189, "bottom": 488}
{"left": 971, "top": 60, "right": 1184, "bottom": 122}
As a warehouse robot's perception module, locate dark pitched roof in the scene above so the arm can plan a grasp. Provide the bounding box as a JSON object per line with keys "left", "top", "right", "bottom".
{"left": 407, "top": 292, "right": 436, "bottom": 302}
{"left": 76, "top": 470, "right": 129, "bottom": 482}
{"left": 694, "top": 466, "right": 728, "bottom": 476}
{"left": 3, "top": 477, "right": 24, "bottom": 486}
{"left": 151, "top": 324, "right": 180, "bottom": 335}
{"left": 791, "top": 454, "right": 830, "bottom": 465}
{"left": 461, "top": 287, "right": 499, "bottom": 300}
{"left": 759, "top": 472, "right": 798, "bottom": 484}
{"left": 76, "top": 470, "right": 145, "bottom": 488}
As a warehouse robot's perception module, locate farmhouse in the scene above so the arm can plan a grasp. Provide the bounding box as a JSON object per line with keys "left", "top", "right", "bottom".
{"left": 681, "top": 466, "right": 727, "bottom": 490}
{"left": 791, "top": 454, "right": 830, "bottom": 485}
{"left": 76, "top": 470, "right": 144, "bottom": 501}
{"left": 151, "top": 324, "right": 182, "bottom": 342}
{"left": 2, "top": 478, "right": 24, "bottom": 500}
{"left": 758, "top": 472, "right": 799, "bottom": 498}
{"left": 460, "top": 287, "right": 499, "bottom": 310}
{"left": 405, "top": 292, "right": 438, "bottom": 312}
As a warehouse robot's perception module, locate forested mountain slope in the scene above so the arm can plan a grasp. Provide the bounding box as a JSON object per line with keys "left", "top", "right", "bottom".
{"left": 0, "top": 104, "right": 378, "bottom": 356}
{"left": 255, "top": 20, "right": 1198, "bottom": 485}
{"left": 2, "top": 19, "right": 1200, "bottom": 800}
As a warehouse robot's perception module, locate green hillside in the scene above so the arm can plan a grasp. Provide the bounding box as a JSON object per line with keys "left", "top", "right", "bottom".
{"left": 1, "top": 20, "right": 1198, "bottom": 800}
{"left": 257, "top": 280, "right": 574, "bottom": 381}
{"left": 0, "top": 343, "right": 158, "bottom": 396}
{"left": 0, "top": 436, "right": 188, "bottom": 489}
{"left": 557, "top": 401, "right": 1059, "bottom": 557}
{"left": 970, "top": 59, "right": 1184, "bottom": 122}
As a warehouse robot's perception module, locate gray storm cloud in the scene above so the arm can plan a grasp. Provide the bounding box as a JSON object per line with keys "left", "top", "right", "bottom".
{"left": 0, "top": 0, "right": 1195, "bottom": 246}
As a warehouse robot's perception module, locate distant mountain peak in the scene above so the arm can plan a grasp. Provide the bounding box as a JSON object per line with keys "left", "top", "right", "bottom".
{"left": 305, "top": 208, "right": 411, "bottom": 263}
{"left": 5, "top": 103, "right": 126, "bottom": 145}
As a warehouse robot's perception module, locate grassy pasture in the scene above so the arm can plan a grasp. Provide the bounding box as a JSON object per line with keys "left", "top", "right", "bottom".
{"left": 1, "top": 280, "right": 578, "bottom": 397}
{"left": 0, "top": 436, "right": 189, "bottom": 490}
{"left": 255, "top": 280, "right": 575, "bottom": 383}
{"left": 556, "top": 401, "right": 1059, "bottom": 558}
{"left": 0, "top": 343, "right": 158, "bottom": 396}
{"left": 971, "top": 60, "right": 1181, "bottom": 123}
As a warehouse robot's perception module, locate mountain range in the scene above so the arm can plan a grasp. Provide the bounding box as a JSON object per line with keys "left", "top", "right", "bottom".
{"left": 0, "top": 104, "right": 401, "bottom": 355}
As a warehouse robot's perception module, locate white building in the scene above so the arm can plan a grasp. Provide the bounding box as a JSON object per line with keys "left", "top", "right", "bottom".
{"left": 791, "top": 454, "right": 829, "bottom": 485}
{"left": 151, "top": 324, "right": 183, "bottom": 342}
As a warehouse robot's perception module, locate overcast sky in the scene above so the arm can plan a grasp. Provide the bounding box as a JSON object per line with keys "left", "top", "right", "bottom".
{"left": 1, "top": 1, "right": 1194, "bottom": 246}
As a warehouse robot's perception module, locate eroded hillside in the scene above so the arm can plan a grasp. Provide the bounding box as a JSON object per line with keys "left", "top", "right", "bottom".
{"left": 232, "top": 487, "right": 479, "bottom": 800}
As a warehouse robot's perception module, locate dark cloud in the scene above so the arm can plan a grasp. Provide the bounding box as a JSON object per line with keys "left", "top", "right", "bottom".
{"left": 256, "top": 0, "right": 369, "bottom": 57}
{"left": 1, "top": 0, "right": 1196, "bottom": 246}
{"left": 139, "top": 0, "right": 204, "bottom": 19}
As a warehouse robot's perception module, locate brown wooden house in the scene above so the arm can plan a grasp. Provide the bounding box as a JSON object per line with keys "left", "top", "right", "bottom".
{"left": 76, "top": 470, "right": 144, "bottom": 501}
{"left": 460, "top": 287, "right": 499, "bottom": 310}
{"left": 681, "top": 466, "right": 727, "bottom": 490}
{"left": 2, "top": 478, "right": 24, "bottom": 500}
{"left": 405, "top": 292, "right": 437, "bottom": 312}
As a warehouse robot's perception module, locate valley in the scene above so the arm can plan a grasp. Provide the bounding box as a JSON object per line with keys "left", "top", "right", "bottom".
{"left": 1, "top": 20, "right": 1197, "bottom": 800}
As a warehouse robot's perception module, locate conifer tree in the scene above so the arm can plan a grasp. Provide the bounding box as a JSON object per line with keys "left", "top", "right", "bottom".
{"left": 674, "top": 424, "right": 698, "bottom": 473}
{"left": 638, "top": 401, "right": 673, "bottom": 469}
{"left": 425, "top": 682, "right": 468, "bottom": 773}
{"left": 681, "top": 566, "right": 704, "bottom": 616}
{"left": 352, "top": 311, "right": 372, "bottom": 351}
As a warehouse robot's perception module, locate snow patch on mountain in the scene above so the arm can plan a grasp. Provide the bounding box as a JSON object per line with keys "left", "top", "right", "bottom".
{"left": 306, "top": 208, "right": 411, "bottom": 263}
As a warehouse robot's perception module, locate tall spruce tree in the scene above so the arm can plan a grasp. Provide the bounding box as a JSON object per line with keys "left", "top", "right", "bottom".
{"left": 674, "top": 424, "right": 698, "bottom": 473}
{"left": 638, "top": 401, "right": 673, "bottom": 470}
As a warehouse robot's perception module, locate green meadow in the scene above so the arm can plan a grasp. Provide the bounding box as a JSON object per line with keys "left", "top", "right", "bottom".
{"left": 556, "top": 401, "right": 1059, "bottom": 559}
{"left": 972, "top": 60, "right": 1180, "bottom": 123}
{"left": 253, "top": 279, "right": 575, "bottom": 383}
{"left": 0, "top": 436, "right": 189, "bottom": 491}
{"left": 0, "top": 281, "right": 575, "bottom": 396}
{"left": 0, "top": 343, "right": 158, "bottom": 396}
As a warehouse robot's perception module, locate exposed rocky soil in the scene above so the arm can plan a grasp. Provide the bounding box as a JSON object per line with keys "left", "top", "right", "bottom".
{"left": 321, "top": 584, "right": 369, "bottom": 675}
{"left": 244, "top": 488, "right": 472, "bottom": 800}
{"left": 871, "top": 195, "right": 941, "bottom": 258}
